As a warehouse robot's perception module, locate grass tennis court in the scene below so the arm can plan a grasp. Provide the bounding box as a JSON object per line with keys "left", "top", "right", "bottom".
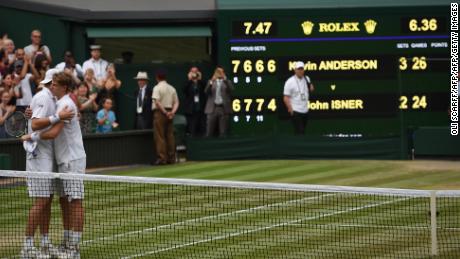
{"left": 107, "top": 160, "right": 460, "bottom": 190}
{"left": 1, "top": 160, "right": 459, "bottom": 258}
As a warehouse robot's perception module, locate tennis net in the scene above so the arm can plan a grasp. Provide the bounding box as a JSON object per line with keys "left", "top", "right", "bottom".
{"left": 0, "top": 170, "right": 459, "bottom": 258}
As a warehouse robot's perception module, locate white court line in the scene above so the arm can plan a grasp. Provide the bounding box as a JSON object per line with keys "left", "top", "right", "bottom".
{"left": 83, "top": 193, "right": 335, "bottom": 245}
{"left": 291, "top": 223, "right": 460, "bottom": 231}
{"left": 121, "top": 197, "right": 410, "bottom": 259}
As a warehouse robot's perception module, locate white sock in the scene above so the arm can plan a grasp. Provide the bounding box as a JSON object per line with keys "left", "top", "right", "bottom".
{"left": 24, "top": 236, "right": 34, "bottom": 248}
{"left": 40, "top": 234, "right": 49, "bottom": 247}
{"left": 63, "top": 230, "right": 70, "bottom": 245}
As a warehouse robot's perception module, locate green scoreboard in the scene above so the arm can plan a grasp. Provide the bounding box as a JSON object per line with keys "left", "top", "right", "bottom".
{"left": 217, "top": 5, "right": 450, "bottom": 137}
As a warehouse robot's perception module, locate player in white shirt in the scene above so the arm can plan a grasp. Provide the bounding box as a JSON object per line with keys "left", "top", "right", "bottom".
{"left": 20, "top": 69, "right": 75, "bottom": 259}
{"left": 82, "top": 45, "right": 108, "bottom": 81}
{"left": 283, "top": 61, "right": 315, "bottom": 135}
{"left": 23, "top": 72, "right": 86, "bottom": 259}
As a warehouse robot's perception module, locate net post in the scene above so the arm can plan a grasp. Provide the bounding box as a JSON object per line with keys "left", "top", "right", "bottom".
{"left": 430, "top": 190, "right": 438, "bottom": 256}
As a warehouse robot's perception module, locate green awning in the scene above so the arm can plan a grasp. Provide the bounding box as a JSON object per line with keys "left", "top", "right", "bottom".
{"left": 86, "top": 27, "right": 212, "bottom": 38}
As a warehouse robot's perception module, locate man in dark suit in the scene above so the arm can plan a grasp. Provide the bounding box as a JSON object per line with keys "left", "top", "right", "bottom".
{"left": 204, "top": 67, "right": 234, "bottom": 137}
{"left": 183, "top": 67, "right": 206, "bottom": 136}
{"left": 134, "top": 71, "right": 153, "bottom": 129}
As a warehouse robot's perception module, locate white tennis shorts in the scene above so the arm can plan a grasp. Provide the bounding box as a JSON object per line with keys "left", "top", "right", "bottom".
{"left": 26, "top": 158, "right": 55, "bottom": 198}
{"left": 57, "top": 158, "right": 86, "bottom": 201}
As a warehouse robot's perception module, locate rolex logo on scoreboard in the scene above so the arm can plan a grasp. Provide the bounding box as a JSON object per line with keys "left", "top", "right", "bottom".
{"left": 301, "top": 21, "right": 315, "bottom": 35}
{"left": 364, "top": 19, "right": 377, "bottom": 34}
{"left": 300, "top": 19, "right": 377, "bottom": 35}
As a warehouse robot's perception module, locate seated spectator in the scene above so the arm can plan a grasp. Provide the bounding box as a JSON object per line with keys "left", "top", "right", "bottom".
{"left": 24, "top": 30, "right": 52, "bottom": 64}
{"left": 0, "top": 90, "right": 16, "bottom": 138}
{"left": 98, "top": 63, "right": 121, "bottom": 108}
{"left": 55, "top": 51, "right": 84, "bottom": 79}
{"left": 82, "top": 45, "right": 108, "bottom": 81}
{"left": 0, "top": 73, "right": 19, "bottom": 103}
{"left": 77, "top": 83, "right": 98, "bottom": 134}
{"left": 96, "top": 98, "right": 118, "bottom": 133}
{"left": 14, "top": 57, "right": 36, "bottom": 112}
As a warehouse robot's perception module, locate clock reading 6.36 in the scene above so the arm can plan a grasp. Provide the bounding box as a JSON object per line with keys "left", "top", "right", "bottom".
{"left": 408, "top": 18, "right": 437, "bottom": 32}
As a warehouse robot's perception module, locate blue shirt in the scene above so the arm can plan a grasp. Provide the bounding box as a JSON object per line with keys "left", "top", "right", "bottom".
{"left": 96, "top": 109, "right": 116, "bottom": 133}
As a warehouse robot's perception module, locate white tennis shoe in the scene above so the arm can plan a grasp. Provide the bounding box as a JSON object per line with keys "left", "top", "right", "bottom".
{"left": 20, "top": 246, "right": 40, "bottom": 259}
{"left": 40, "top": 242, "right": 60, "bottom": 259}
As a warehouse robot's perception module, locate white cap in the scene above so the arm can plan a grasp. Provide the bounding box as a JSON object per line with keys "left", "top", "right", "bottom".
{"left": 40, "top": 68, "right": 59, "bottom": 85}
{"left": 90, "top": 45, "right": 102, "bottom": 50}
{"left": 294, "top": 61, "right": 305, "bottom": 70}
{"left": 134, "top": 71, "right": 149, "bottom": 80}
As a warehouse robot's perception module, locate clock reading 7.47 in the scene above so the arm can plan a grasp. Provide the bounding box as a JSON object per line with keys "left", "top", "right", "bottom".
{"left": 243, "top": 22, "right": 273, "bottom": 35}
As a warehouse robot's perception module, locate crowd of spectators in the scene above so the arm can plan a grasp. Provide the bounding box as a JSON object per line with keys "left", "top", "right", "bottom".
{"left": 0, "top": 30, "right": 122, "bottom": 138}
{"left": 0, "top": 29, "right": 235, "bottom": 146}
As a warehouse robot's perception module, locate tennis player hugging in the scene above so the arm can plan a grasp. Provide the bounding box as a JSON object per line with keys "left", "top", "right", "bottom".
{"left": 20, "top": 69, "right": 86, "bottom": 259}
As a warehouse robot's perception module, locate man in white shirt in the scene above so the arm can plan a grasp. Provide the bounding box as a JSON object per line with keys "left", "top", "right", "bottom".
{"left": 55, "top": 51, "right": 84, "bottom": 79}
{"left": 24, "top": 30, "right": 52, "bottom": 64}
{"left": 20, "top": 69, "right": 75, "bottom": 258}
{"left": 152, "top": 70, "right": 179, "bottom": 165}
{"left": 82, "top": 45, "right": 108, "bottom": 81}
{"left": 283, "top": 61, "right": 315, "bottom": 135}
{"left": 24, "top": 72, "right": 86, "bottom": 258}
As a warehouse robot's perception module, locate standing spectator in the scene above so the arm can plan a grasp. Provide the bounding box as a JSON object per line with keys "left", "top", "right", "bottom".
{"left": 55, "top": 51, "right": 84, "bottom": 79}
{"left": 31, "top": 54, "right": 49, "bottom": 87}
{"left": 152, "top": 70, "right": 179, "bottom": 165}
{"left": 98, "top": 64, "right": 121, "bottom": 108}
{"left": 183, "top": 67, "right": 206, "bottom": 136}
{"left": 3, "top": 39, "right": 16, "bottom": 64}
{"left": 283, "top": 61, "right": 315, "bottom": 135}
{"left": 0, "top": 90, "right": 16, "bottom": 138}
{"left": 0, "top": 33, "right": 8, "bottom": 50}
{"left": 83, "top": 68, "right": 99, "bottom": 94}
{"left": 24, "top": 30, "right": 52, "bottom": 64}
{"left": 62, "top": 56, "right": 82, "bottom": 90}
{"left": 8, "top": 48, "right": 26, "bottom": 74}
{"left": 14, "top": 57, "right": 36, "bottom": 112}
{"left": 15, "top": 48, "right": 25, "bottom": 62}
{"left": 96, "top": 98, "right": 118, "bottom": 133}
{"left": 77, "top": 83, "right": 98, "bottom": 134}
{"left": 82, "top": 45, "right": 108, "bottom": 81}
{"left": 1, "top": 39, "right": 16, "bottom": 75}
{"left": 0, "top": 73, "right": 18, "bottom": 102}
{"left": 133, "top": 71, "right": 153, "bottom": 129}
{"left": 204, "top": 67, "right": 234, "bottom": 137}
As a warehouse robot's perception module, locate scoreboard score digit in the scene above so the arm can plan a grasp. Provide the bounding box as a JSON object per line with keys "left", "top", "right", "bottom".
{"left": 218, "top": 6, "right": 450, "bottom": 136}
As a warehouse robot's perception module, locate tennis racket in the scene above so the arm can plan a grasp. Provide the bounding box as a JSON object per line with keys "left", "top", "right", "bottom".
{"left": 4, "top": 111, "right": 28, "bottom": 137}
